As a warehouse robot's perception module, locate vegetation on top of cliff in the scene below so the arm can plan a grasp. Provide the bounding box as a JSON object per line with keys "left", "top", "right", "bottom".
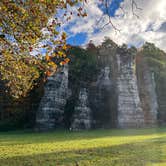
{"left": 143, "top": 42, "right": 166, "bottom": 58}
{"left": 140, "top": 42, "right": 166, "bottom": 84}
{"left": 68, "top": 37, "right": 119, "bottom": 87}
{"left": 68, "top": 46, "right": 99, "bottom": 86}
{"left": 141, "top": 42, "right": 166, "bottom": 74}
{"left": 100, "top": 37, "right": 118, "bottom": 49}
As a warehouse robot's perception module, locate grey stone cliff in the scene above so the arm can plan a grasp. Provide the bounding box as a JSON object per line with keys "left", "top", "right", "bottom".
{"left": 90, "top": 66, "right": 114, "bottom": 128}
{"left": 70, "top": 88, "right": 92, "bottom": 130}
{"left": 136, "top": 56, "right": 158, "bottom": 126}
{"left": 36, "top": 64, "right": 69, "bottom": 130}
{"left": 35, "top": 46, "right": 160, "bottom": 130}
{"left": 117, "top": 54, "right": 145, "bottom": 128}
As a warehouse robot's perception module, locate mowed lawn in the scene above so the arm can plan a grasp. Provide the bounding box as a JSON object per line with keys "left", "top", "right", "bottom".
{"left": 0, "top": 128, "right": 166, "bottom": 166}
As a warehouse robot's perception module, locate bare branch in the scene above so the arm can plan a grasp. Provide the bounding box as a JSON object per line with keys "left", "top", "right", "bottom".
{"left": 95, "top": 0, "right": 121, "bottom": 32}
{"left": 131, "top": 0, "right": 142, "bottom": 18}
{"left": 95, "top": 0, "right": 142, "bottom": 31}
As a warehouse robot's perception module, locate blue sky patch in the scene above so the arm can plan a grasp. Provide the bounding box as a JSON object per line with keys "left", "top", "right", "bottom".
{"left": 65, "top": 0, "right": 124, "bottom": 46}
{"left": 98, "top": 0, "right": 124, "bottom": 17}
{"left": 67, "top": 32, "right": 87, "bottom": 46}
{"left": 109, "top": 0, "right": 124, "bottom": 16}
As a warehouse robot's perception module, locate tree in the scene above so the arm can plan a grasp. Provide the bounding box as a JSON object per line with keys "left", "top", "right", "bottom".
{"left": 0, "top": 0, "right": 140, "bottom": 99}
{"left": 0, "top": 0, "right": 86, "bottom": 98}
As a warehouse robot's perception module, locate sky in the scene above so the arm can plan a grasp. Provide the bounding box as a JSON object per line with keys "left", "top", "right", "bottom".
{"left": 61, "top": 0, "right": 166, "bottom": 51}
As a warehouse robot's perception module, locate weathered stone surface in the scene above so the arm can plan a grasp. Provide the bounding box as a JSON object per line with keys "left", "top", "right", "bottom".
{"left": 117, "top": 54, "right": 145, "bottom": 128}
{"left": 70, "top": 88, "right": 92, "bottom": 130}
{"left": 89, "top": 66, "right": 114, "bottom": 128}
{"left": 136, "top": 56, "right": 158, "bottom": 126}
{"left": 35, "top": 47, "right": 160, "bottom": 130}
{"left": 141, "top": 71, "right": 158, "bottom": 125}
{"left": 36, "top": 64, "right": 69, "bottom": 131}
{"left": 96, "top": 66, "right": 112, "bottom": 88}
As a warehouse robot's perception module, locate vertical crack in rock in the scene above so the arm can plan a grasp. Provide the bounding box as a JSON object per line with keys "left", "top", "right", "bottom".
{"left": 117, "top": 54, "right": 145, "bottom": 128}
{"left": 70, "top": 88, "right": 92, "bottom": 130}
{"left": 36, "top": 64, "right": 69, "bottom": 131}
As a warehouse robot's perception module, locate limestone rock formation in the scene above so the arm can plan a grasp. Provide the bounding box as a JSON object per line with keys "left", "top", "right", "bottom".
{"left": 36, "top": 64, "right": 69, "bottom": 130}
{"left": 70, "top": 88, "right": 92, "bottom": 130}
{"left": 136, "top": 56, "right": 158, "bottom": 126}
{"left": 35, "top": 43, "right": 161, "bottom": 131}
{"left": 90, "top": 66, "right": 114, "bottom": 128}
{"left": 96, "top": 66, "right": 112, "bottom": 89}
{"left": 142, "top": 71, "right": 158, "bottom": 125}
{"left": 1, "top": 40, "right": 166, "bottom": 131}
{"left": 117, "top": 54, "right": 145, "bottom": 128}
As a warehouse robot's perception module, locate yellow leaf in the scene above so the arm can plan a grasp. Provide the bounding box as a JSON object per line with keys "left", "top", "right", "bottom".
{"left": 45, "top": 54, "right": 50, "bottom": 61}
{"left": 58, "top": 51, "right": 64, "bottom": 57}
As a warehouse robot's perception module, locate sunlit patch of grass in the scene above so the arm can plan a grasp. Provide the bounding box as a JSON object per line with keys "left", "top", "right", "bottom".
{"left": 0, "top": 128, "right": 166, "bottom": 166}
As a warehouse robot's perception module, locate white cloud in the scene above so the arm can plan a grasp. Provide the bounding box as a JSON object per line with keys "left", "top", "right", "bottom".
{"left": 64, "top": 0, "right": 166, "bottom": 51}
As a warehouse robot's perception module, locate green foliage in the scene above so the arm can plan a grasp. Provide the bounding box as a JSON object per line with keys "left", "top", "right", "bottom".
{"left": 68, "top": 38, "right": 118, "bottom": 85}
{"left": 143, "top": 42, "right": 165, "bottom": 58}
{"left": 0, "top": 77, "right": 44, "bottom": 131}
{"left": 64, "top": 46, "right": 99, "bottom": 127}
{"left": 0, "top": 0, "right": 86, "bottom": 99}
{"left": 141, "top": 42, "right": 166, "bottom": 75}
{"left": 101, "top": 37, "right": 118, "bottom": 49}
{"left": 117, "top": 44, "right": 137, "bottom": 58}
{"left": 68, "top": 46, "right": 99, "bottom": 85}
{"left": 0, "top": 128, "right": 166, "bottom": 165}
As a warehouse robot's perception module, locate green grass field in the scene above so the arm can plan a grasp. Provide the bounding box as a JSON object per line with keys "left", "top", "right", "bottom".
{"left": 0, "top": 128, "right": 166, "bottom": 166}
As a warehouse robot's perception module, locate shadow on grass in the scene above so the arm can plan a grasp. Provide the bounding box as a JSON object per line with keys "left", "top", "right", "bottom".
{"left": 0, "top": 127, "right": 166, "bottom": 146}
{"left": 0, "top": 137, "right": 166, "bottom": 166}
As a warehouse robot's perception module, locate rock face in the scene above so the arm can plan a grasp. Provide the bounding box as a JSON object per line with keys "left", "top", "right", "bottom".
{"left": 142, "top": 71, "right": 158, "bottom": 125}
{"left": 36, "top": 64, "right": 69, "bottom": 130}
{"left": 89, "top": 66, "right": 115, "bottom": 128}
{"left": 136, "top": 56, "right": 158, "bottom": 126}
{"left": 97, "top": 66, "right": 112, "bottom": 89}
{"left": 36, "top": 45, "right": 160, "bottom": 130}
{"left": 2, "top": 40, "right": 166, "bottom": 131}
{"left": 117, "top": 54, "right": 145, "bottom": 128}
{"left": 70, "top": 88, "right": 91, "bottom": 130}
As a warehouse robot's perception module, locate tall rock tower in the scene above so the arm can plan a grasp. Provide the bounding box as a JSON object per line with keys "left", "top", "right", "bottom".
{"left": 36, "top": 64, "right": 69, "bottom": 130}
{"left": 117, "top": 54, "right": 145, "bottom": 128}
{"left": 91, "top": 66, "right": 114, "bottom": 128}
{"left": 136, "top": 55, "right": 158, "bottom": 126}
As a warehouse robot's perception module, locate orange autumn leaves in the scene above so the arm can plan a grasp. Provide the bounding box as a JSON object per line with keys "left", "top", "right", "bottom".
{"left": 0, "top": 0, "right": 87, "bottom": 99}
{"left": 44, "top": 31, "right": 70, "bottom": 77}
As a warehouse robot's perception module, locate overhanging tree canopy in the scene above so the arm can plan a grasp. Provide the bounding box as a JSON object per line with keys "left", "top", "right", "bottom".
{"left": 0, "top": 0, "right": 86, "bottom": 98}
{"left": 0, "top": 0, "right": 141, "bottom": 99}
